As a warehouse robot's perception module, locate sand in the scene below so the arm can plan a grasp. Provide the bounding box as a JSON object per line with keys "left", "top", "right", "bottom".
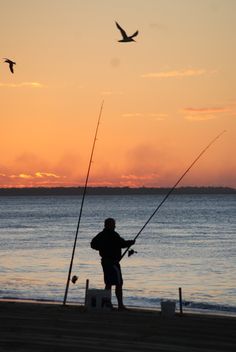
{"left": 0, "top": 300, "right": 235, "bottom": 352}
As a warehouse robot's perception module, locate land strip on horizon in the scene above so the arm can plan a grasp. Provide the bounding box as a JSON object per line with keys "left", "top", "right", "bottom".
{"left": 0, "top": 186, "right": 235, "bottom": 196}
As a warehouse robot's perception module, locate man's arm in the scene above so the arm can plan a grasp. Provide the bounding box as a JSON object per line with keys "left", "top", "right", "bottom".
{"left": 90, "top": 234, "right": 101, "bottom": 250}
{"left": 119, "top": 237, "right": 135, "bottom": 248}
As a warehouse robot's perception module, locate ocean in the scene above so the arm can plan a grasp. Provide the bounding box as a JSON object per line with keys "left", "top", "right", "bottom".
{"left": 0, "top": 193, "right": 235, "bottom": 315}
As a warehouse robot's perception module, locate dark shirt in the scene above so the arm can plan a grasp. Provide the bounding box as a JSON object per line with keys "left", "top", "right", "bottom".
{"left": 91, "top": 228, "right": 134, "bottom": 262}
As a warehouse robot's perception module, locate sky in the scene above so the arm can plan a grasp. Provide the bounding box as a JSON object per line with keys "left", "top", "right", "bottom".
{"left": 1, "top": 0, "right": 236, "bottom": 188}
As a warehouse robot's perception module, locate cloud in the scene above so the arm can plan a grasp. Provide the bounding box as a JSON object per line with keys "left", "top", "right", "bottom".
{"left": 14, "top": 173, "right": 33, "bottom": 179}
{"left": 183, "top": 107, "right": 229, "bottom": 114}
{"left": 182, "top": 106, "right": 230, "bottom": 121}
{"left": 0, "top": 170, "right": 65, "bottom": 187}
{"left": 121, "top": 173, "right": 159, "bottom": 181}
{"left": 184, "top": 114, "right": 217, "bottom": 121}
{"left": 0, "top": 82, "right": 44, "bottom": 88}
{"left": 13, "top": 153, "right": 49, "bottom": 172}
{"left": 0, "top": 151, "right": 86, "bottom": 187}
{"left": 119, "top": 173, "right": 161, "bottom": 187}
{"left": 119, "top": 143, "right": 175, "bottom": 187}
{"left": 0, "top": 149, "right": 90, "bottom": 187}
{"left": 35, "top": 172, "right": 60, "bottom": 178}
{"left": 9, "top": 172, "right": 62, "bottom": 180}
{"left": 141, "top": 68, "right": 207, "bottom": 79}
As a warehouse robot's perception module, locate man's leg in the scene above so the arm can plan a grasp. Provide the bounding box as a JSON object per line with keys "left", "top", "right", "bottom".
{"left": 104, "top": 284, "right": 113, "bottom": 308}
{"left": 105, "top": 284, "right": 111, "bottom": 291}
{"left": 115, "top": 284, "right": 125, "bottom": 309}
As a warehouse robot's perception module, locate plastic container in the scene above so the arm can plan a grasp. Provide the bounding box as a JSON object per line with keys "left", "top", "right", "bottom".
{"left": 85, "top": 289, "right": 112, "bottom": 311}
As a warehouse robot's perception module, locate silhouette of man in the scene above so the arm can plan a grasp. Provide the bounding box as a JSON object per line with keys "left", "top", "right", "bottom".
{"left": 91, "top": 218, "right": 135, "bottom": 310}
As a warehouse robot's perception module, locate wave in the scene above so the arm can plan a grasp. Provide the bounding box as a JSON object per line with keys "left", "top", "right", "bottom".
{"left": 1, "top": 295, "right": 236, "bottom": 318}
{"left": 126, "top": 296, "right": 236, "bottom": 315}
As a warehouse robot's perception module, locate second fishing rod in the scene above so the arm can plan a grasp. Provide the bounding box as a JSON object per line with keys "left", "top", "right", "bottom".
{"left": 121, "top": 130, "right": 226, "bottom": 261}
{"left": 63, "top": 101, "right": 104, "bottom": 305}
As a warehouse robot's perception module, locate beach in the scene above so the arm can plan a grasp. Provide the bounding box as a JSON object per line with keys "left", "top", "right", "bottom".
{"left": 1, "top": 300, "right": 235, "bottom": 352}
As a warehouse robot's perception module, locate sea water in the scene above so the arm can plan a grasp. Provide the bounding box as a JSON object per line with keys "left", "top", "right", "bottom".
{"left": 0, "top": 193, "right": 235, "bottom": 315}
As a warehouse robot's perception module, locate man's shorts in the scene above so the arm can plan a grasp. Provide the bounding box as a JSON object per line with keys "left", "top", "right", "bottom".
{"left": 101, "top": 260, "right": 123, "bottom": 286}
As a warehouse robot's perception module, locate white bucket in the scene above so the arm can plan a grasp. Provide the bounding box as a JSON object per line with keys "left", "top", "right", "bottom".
{"left": 161, "top": 300, "right": 176, "bottom": 318}
{"left": 85, "top": 289, "right": 112, "bottom": 311}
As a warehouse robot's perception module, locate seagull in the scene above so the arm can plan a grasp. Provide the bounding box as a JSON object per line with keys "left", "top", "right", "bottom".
{"left": 115, "top": 22, "right": 139, "bottom": 42}
{"left": 3, "top": 58, "right": 16, "bottom": 73}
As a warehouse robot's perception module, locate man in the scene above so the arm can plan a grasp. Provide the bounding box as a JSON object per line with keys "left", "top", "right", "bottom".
{"left": 91, "top": 218, "right": 135, "bottom": 310}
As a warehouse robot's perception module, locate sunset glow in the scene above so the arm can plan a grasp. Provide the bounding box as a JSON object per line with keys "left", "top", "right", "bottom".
{"left": 1, "top": 0, "right": 235, "bottom": 188}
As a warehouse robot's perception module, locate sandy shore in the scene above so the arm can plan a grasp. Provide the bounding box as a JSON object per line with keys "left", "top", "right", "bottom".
{"left": 0, "top": 300, "right": 235, "bottom": 352}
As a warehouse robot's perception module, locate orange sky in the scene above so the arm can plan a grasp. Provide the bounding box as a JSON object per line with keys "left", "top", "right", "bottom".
{"left": 1, "top": 0, "right": 235, "bottom": 188}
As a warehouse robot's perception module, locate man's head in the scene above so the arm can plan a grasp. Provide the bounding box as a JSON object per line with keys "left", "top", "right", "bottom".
{"left": 104, "top": 218, "right": 116, "bottom": 230}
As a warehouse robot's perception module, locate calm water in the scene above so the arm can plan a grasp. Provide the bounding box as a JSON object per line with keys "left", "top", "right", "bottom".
{"left": 0, "top": 194, "right": 235, "bottom": 314}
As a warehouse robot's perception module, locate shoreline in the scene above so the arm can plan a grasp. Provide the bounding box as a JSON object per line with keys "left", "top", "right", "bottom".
{"left": 1, "top": 297, "right": 236, "bottom": 318}
{"left": 1, "top": 299, "right": 236, "bottom": 351}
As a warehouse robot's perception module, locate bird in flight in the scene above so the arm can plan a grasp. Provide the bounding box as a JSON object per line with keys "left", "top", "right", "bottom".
{"left": 3, "top": 58, "right": 16, "bottom": 73}
{"left": 115, "top": 22, "right": 139, "bottom": 42}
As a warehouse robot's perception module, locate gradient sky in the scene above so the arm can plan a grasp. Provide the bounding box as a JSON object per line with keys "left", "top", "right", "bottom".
{"left": 1, "top": 0, "right": 235, "bottom": 188}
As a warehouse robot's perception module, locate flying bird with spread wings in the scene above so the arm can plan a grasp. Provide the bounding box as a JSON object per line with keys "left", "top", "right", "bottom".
{"left": 115, "top": 22, "right": 139, "bottom": 42}
{"left": 3, "top": 58, "right": 16, "bottom": 73}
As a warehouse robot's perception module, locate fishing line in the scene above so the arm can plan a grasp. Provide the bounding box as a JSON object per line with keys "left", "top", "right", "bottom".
{"left": 63, "top": 101, "right": 104, "bottom": 305}
{"left": 121, "top": 130, "right": 226, "bottom": 260}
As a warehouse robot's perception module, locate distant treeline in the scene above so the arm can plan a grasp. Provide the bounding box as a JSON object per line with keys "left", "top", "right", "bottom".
{"left": 0, "top": 186, "right": 235, "bottom": 196}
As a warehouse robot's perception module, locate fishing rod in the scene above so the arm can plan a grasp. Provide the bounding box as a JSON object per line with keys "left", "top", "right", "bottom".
{"left": 63, "top": 101, "right": 104, "bottom": 305}
{"left": 121, "top": 130, "right": 226, "bottom": 261}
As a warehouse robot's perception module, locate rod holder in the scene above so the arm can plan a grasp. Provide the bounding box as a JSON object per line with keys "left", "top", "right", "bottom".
{"left": 179, "top": 287, "right": 183, "bottom": 316}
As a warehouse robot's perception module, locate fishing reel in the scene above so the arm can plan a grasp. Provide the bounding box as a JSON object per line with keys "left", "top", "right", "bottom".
{"left": 71, "top": 275, "right": 78, "bottom": 284}
{"left": 128, "top": 249, "right": 137, "bottom": 257}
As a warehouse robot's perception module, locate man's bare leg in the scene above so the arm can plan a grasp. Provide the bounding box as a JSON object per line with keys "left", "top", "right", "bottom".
{"left": 115, "top": 284, "right": 126, "bottom": 309}
{"left": 105, "top": 284, "right": 113, "bottom": 308}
